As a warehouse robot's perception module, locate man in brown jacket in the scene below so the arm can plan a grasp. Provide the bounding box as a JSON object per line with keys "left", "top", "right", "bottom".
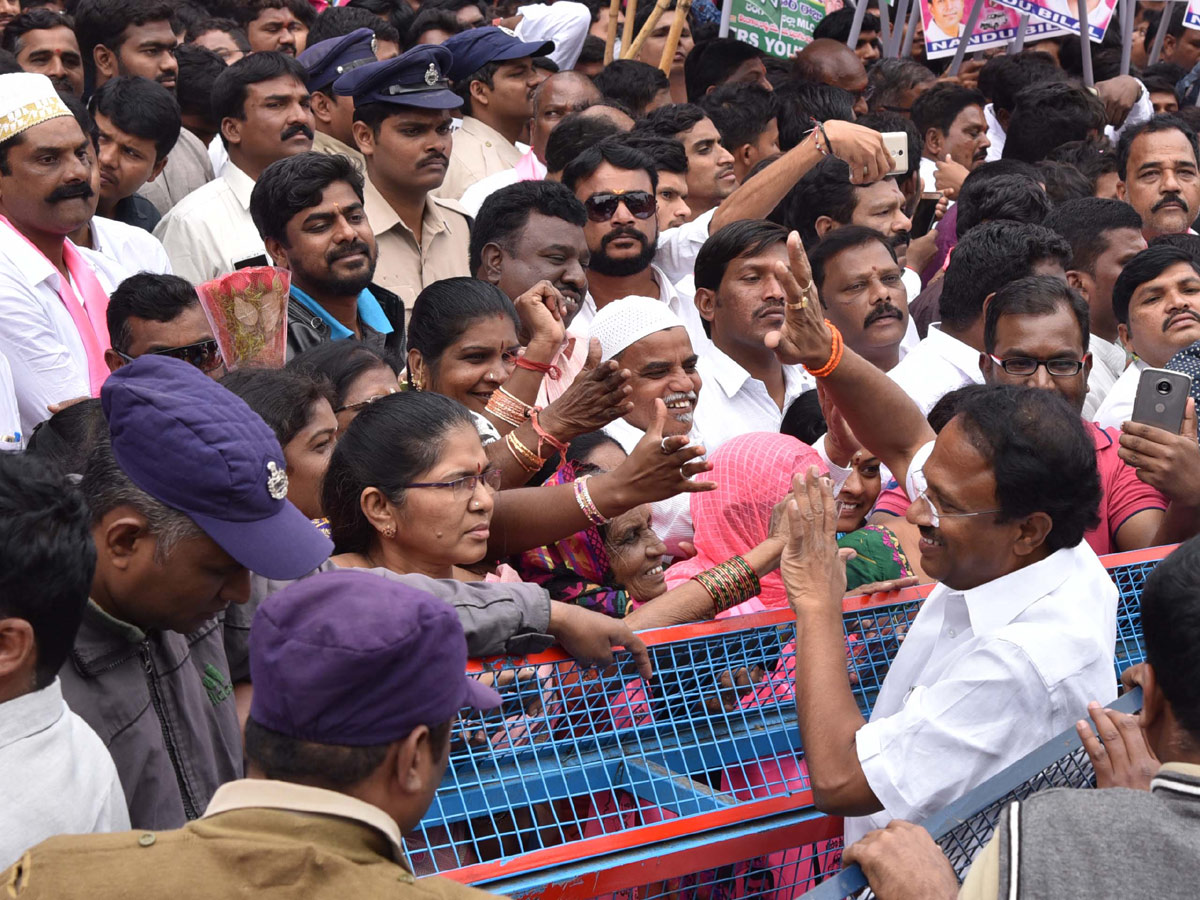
{"left": 3, "top": 568, "right": 507, "bottom": 900}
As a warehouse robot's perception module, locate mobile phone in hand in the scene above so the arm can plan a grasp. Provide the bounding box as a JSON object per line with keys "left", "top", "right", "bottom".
{"left": 1131, "top": 368, "right": 1192, "bottom": 433}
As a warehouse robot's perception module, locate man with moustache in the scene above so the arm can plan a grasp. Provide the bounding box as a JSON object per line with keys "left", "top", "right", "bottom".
{"left": 912, "top": 83, "right": 990, "bottom": 202}
{"left": 635, "top": 104, "right": 738, "bottom": 223}
{"left": 0, "top": 73, "right": 121, "bottom": 434}
{"left": 693, "top": 220, "right": 815, "bottom": 453}
{"left": 1116, "top": 116, "right": 1200, "bottom": 242}
{"left": 765, "top": 255, "right": 1117, "bottom": 849}
{"left": 74, "top": 0, "right": 215, "bottom": 216}
{"left": 251, "top": 152, "right": 406, "bottom": 362}
{"left": 563, "top": 139, "right": 711, "bottom": 350}
{"left": 154, "top": 52, "right": 316, "bottom": 284}
{"left": 470, "top": 179, "right": 591, "bottom": 404}
{"left": 335, "top": 46, "right": 471, "bottom": 312}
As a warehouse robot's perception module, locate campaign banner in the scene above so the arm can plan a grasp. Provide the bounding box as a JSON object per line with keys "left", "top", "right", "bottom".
{"left": 727, "top": 0, "right": 827, "bottom": 59}
{"left": 1186, "top": 0, "right": 1200, "bottom": 32}
{"left": 921, "top": 0, "right": 1073, "bottom": 58}
{"left": 989, "top": 0, "right": 1118, "bottom": 41}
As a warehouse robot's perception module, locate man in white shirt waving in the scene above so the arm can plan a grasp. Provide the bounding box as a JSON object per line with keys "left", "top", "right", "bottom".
{"left": 766, "top": 233, "right": 1117, "bottom": 844}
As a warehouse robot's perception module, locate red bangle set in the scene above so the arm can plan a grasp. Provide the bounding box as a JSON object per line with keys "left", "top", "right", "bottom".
{"left": 516, "top": 356, "right": 562, "bottom": 380}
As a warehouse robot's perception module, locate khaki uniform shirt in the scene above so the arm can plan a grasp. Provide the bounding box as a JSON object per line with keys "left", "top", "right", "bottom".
{"left": 1, "top": 779, "right": 509, "bottom": 900}
{"left": 312, "top": 129, "right": 367, "bottom": 172}
{"left": 436, "top": 117, "right": 523, "bottom": 201}
{"left": 363, "top": 179, "right": 471, "bottom": 314}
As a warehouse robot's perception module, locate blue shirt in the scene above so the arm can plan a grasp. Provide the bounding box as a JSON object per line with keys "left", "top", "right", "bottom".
{"left": 290, "top": 285, "right": 393, "bottom": 340}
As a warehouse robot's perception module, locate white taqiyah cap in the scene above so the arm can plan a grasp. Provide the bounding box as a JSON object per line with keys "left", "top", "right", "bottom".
{"left": 589, "top": 296, "right": 686, "bottom": 362}
{"left": 0, "top": 73, "right": 71, "bottom": 144}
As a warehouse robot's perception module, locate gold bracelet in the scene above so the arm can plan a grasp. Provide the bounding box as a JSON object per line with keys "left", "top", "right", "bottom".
{"left": 505, "top": 431, "right": 544, "bottom": 472}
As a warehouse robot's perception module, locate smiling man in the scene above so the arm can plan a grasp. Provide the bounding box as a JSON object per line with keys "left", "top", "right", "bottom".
{"left": 154, "top": 52, "right": 315, "bottom": 283}
{"left": 336, "top": 45, "right": 470, "bottom": 311}
{"left": 471, "top": 179, "right": 590, "bottom": 404}
{"left": 1116, "top": 115, "right": 1200, "bottom": 241}
{"left": 436, "top": 26, "right": 553, "bottom": 201}
{"left": 1095, "top": 244, "right": 1200, "bottom": 429}
{"left": 251, "top": 152, "right": 406, "bottom": 362}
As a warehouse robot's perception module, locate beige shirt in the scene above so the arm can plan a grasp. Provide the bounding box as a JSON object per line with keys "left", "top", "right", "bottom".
{"left": 139, "top": 128, "right": 215, "bottom": 216}
{"left": 437, "top": 116, "right": 523, "bottom": 201}
{"left": 312, "top": 129, "right": 367, "bottom": 173}
{"left": 363, "top": 179, "right": 471, "bottom": 313}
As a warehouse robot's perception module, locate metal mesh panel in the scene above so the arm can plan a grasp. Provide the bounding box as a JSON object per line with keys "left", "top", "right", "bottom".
{"left": 431, "top": 550, "right": 1164, "bottom": 898}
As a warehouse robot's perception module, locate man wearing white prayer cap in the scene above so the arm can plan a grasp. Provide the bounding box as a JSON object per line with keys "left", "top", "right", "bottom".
{"left": 590, "top": 294, "right": 704, "bottom": 557}
{"left": 0, "top": 72, "right": 117, "bottom": 437}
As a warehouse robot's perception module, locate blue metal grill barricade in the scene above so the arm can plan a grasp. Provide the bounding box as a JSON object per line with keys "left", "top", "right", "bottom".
{"left": 421, "top": 546, "right": 1167, "bottom": 898}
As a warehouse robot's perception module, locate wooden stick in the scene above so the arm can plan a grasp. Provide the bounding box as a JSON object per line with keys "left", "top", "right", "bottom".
{"left": 603, "top": 0, "right": 621, "bottom": 64}
{"left": 947, "top": 0, "right": 985, "bottom": 75}
{"left": 1148, "top": 0, "right": 1175, "bottom": 65}
{"left": 1078, "top": 0, "right": 1094, "bottom": 87}
{"left": 658, "top": 0, "right": 693, "bottom": 74}
{"left": 846, "top": 0, "right": 871, "bottom": 52}
{"left": 620, "top": 0, "right": 640, "bottom": 58}
{"left": 624, "top": 0, "right": 671, "bottom": 59}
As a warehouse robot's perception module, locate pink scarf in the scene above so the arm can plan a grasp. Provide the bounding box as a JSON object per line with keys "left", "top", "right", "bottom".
{"left": 0, "top": 216, "right": 111, "bottom": 396}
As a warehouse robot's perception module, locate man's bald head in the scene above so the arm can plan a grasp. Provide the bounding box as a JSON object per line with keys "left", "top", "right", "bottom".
{"left": 531, "top": 71, "right": 605, "bottom": 160}
{"left": 579, "top": 102, "right": 636, "bottom": 131}
{"left": 793, "top": 38, "right": 869, "bottom": 114}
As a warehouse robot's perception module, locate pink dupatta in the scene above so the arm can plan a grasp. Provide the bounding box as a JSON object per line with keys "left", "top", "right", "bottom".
{"left": 0, "top": 215, "right": 110, "bottom": 396}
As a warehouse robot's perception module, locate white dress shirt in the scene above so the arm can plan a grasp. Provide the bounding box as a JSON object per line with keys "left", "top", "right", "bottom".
{"left": 1094, "top": 357, "right": 1145, "bottom": 430}
{"left": 984, "top": 103, "right": 1006, "bottom": 163}
{"left": 887, "top": 323, "right": 984, "bottom": 417}
{"left": 693, "top": 343, "right": 814, "bottom": 453}
{"left": 0, "top": 227, "right": 128, "bottom": 435}
{"left": 153, "top": 162, "right": 265, "bottom": 284}
{"left": 655, "top": 209, "right": 716, "bottom": 286}
{"left": 0, "top": 352, "right": 19, "bottom": 450}
{"left": 604, "top": 415, "right": 696, "bottom": 558}
{"left": 574, "top": 264, "right": 711, "bottom": 355}
{"left": 84, "top": 215, "right": 172, "bottom": 280}
{"left": 1083, "top": 334, "right": 1128, "bottom": 420}
{"left": 845, "top": 540, "right": 1118, "bottom": 845}
{"left": 515, "top": 1, "right": 591, "bottom": 70}
{"left": 0, "top": 679, "right": 129, "bottom": 868}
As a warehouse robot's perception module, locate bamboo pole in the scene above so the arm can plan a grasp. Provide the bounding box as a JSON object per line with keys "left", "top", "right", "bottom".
{"left": 658, "top": 0, "right": 694, "bottom": 74}
{"left": 877, "top": 0, "right": 892, "bottom": 55}
{"left": 623, "top": 0, "right": 671, "bottom": 59}
{"left": 1078, "top": 0, "right": 1094, "bottom": 86}
{"left": 1119, "top": 0, "right": 1133, "bottom": 75}
{"left": 1148, "top": 0, "right": 1175, "bottom": 65}
{"left": 1011, "top": 12, "right": 1028, "bottom": 50}
{"left": 603, "top": 0, "right": 621, "bottom": 64}
{"left": 620, "top": 0, "right": 640, "bottom": 58}
{"left": 902, "top": 1, "right": 920, "bottom": 56}
{"left": 947, "top": 0, "right": 985, "bottom": 75}
{"left": 888, "top": 0, "right": 912, "bottom": 57}
{"left": 846, "top": 0, "right": 871, "bottom": 52}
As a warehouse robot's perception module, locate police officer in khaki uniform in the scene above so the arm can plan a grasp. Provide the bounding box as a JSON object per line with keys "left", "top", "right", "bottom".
{"left": 334, "top": 45, "right": 472, "bottom": 312}
{"left": 1, "top": 569, "right": 507, "bottom": 900}
{"left": 300, "top": 27, "right": 375, "bottom": 170}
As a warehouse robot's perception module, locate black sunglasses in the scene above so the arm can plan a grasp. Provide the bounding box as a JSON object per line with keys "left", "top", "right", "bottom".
{"left": 118, "top": 339, "right": 224, "bottom": 373}
{"left": 584, "top": 190, "right": 657, "bottom": 222}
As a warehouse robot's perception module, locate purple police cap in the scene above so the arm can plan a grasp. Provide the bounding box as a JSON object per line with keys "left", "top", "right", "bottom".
{"left": 442, "top": 25, "right": 554, "bottom": 82}
{"left": 300, "top": 27, "right": 377, "bottom": 92}
{"left": 334, "top": 44, "right": 461, "bottom": 110}
{"left": 248, "top": 569, "right": 501, "bottom": 745}
{"left": 101, "top": 355, "right": 332, "bottom": 580}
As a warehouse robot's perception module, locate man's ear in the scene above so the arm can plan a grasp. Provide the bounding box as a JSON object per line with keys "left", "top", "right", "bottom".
{"left": 813, "top": 216, "right": 836, "bottom": 239}
{"left": 1162, "top": 33, "right": 1178, "bottom": 61}
{"left": 478, "top": 242, "right": 505, "bottom": 283}
{"left": 352, "top": 120, "right": 375, "bottom": 157}
{"left": 1116, "top": 178, "right": 1127, "bottom": 201}
{"left": 1065, "top": 269, "right": 1090, "bottom": 300}
{"left": 979, "top": 350, "right": 994, "bottom": 381}
{"left": 1118, "top": 321, "right": 1131, "bottom": 348}
{"left": 147, "top": 154, "right": 169, "bottom": 183}
{"left": 99, "top": 511, "right": 150, "bottom": 572}
{"left": 309, "top": 90, "right": 336, "bottom": 127}
{"left": 469, "top": 78, "right": 490, "bottom": 112}
{"left": 1012, "top": 510, "right": 1053, "bottom": 558}
{"left": 104, "top": 348, "right": 126, "bottom": 373}
{"left": 995, "top": 107, "right": 1011, "bottom": 131}
{"left": 264, "top": 235, "right": 289, "bottom": 268}
{"left": 93, "top": 43, "right": 119, "bottom": 80}
{"left": 0, "top": 618, "right": 35, "bottom": 683}
{"left": 694, "top": 286, "right": 717, "bottom": 324}
{"left": 221, "top": 116, "right": 242, "bottom": 149}
{"left": 924, "top": 127, "right": 943, "bottom": 159}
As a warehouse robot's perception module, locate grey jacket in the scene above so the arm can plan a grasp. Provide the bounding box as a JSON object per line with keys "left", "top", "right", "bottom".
{"left": 223, "top": 561, "right": 555, "bottom": 682}
{"left": 987, "top": 762, "right": 1200, "bottom": 899}
{"left": 58, "top": 603, "right": 243, "bottom": 832}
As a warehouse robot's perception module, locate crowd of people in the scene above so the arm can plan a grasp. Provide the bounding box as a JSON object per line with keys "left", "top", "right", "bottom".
{"left": 1, "top": 0, "right": 1199, "bottom": 894}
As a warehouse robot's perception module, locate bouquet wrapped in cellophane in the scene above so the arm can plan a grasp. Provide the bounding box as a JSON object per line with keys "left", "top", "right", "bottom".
{"left": 197, "top": 267, "right": 290, "bottom": 370}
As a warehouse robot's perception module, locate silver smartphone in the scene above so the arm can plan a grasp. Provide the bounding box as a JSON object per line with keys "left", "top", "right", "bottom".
{"left": 1131, "top": 368, "right": 1192, "bottom": 433}
{"left": 881, "top": 132, "right": 909, "bottom": 176}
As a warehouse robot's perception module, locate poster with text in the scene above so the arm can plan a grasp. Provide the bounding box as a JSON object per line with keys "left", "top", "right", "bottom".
{"left": 921, "top": 0, "right": 1072, "bottom": 58}
{"left": 727, "top": 0, "right": 827, "bottom": 59}
{"left": 1185, "top": 0, "right": 1200, "bottom": 31}
{"left": 990, "top": 0, "right": 1118, "bottom": 41}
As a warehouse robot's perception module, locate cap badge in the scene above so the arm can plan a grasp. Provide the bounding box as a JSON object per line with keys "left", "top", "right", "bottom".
{"left": 498, "top": 25, "right": 518, "bottom": 36}
{"left": 425, "top": 62, "right": 439, "bottom": 86}
{"left": 370, "top": 35, "right": 378, "bottom": 55}
{"left": 266, "top": 460, "right": 289, "bottom": 500}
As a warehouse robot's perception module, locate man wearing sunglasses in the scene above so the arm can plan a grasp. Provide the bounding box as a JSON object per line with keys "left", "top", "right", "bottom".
{"left": 763, "top": 250, "right": 1119, "bottom": 853}
{"left": 104, "top": 273, "right": 226, "bottom": 379}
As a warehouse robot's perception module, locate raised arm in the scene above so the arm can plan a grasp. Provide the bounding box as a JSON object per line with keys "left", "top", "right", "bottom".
{"left": 766, "top": 232, "right": 933, "bottom": 487}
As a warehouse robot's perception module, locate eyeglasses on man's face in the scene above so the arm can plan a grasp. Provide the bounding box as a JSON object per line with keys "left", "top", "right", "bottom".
{"left": 117, "top": 339, "right": 224, "bottom": 373}
{"left": 988, "top": 355, "right": 1085, "bottom": 377}
{"left": 584, "top": 190, "right": 657, "bottom": 222}
{"left": 910, "top": 467, "right": 1000, "bottom": 529}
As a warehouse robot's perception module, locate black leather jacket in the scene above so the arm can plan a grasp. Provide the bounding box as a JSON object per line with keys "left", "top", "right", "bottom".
{"left": 285, "top": 284, "right": 406, "bottom": 364}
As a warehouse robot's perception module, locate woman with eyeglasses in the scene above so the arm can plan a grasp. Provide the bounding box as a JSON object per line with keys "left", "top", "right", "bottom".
{"left": 407, "top": 278, "right": 635, "bottom": 489}
{"left": 287, "top": 340, "right": 401, "bottom": 432}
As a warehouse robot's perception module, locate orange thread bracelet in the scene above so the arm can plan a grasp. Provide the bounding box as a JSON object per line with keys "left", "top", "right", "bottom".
{"left": 806, "top": 321, "right": 844, "bottom": 378}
